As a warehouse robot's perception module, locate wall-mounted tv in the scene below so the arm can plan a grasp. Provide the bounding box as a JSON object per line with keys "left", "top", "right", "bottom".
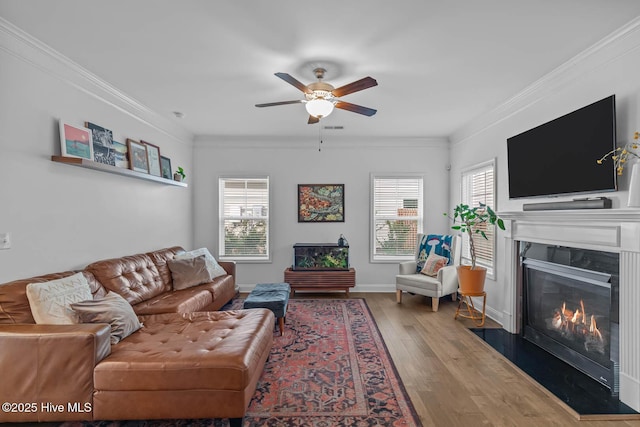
{"left": 507, "top": 95, "right": 617, "bottom": 199}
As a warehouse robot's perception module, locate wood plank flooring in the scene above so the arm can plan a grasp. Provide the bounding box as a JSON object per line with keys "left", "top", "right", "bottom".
{"left": 352, "top": 292, "right": 640, "bottom": 427}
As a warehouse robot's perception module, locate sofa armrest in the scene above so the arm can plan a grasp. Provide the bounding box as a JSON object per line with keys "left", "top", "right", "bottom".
{"left": 437, "top": 265, "right": 460, "bottom": 295}
{"left": 0, "top": 324, "right": 111, "bottom": 422}
{"left": 219, "top": 261, "right": 236, "bottom": 279}
{"left": 399, "top": 261, "right": 417, "bottom": 275}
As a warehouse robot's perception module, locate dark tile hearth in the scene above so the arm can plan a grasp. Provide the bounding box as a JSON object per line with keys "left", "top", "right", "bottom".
{"left": 471, "top": 328, "right": 638, "bottom": 417}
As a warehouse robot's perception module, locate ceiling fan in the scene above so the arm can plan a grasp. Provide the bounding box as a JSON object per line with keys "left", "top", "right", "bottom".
{"left": 255, "top": 68, "right": 378, "bottom": 124}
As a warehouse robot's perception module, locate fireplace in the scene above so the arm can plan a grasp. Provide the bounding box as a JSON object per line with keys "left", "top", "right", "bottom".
{"left": 499, "top": 209, "right": 640, "bottom": 412}
{"left": 520, "top": 242, "right": 619, "bottom": 393}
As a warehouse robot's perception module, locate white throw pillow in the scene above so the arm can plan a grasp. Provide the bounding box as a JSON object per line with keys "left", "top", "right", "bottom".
{"left": 26, "top": 272, "right": 93, "bottom": 324}
{"left": 175, "top": 247, "right": 227, "bottom": 279}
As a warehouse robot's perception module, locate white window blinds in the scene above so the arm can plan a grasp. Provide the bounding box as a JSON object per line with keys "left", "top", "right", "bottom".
{"left": 461, "top": 162, "right": 496, "bottom": 270}
{"left": 219, "top": 177, "right": 269, "bottom": 260}
{"left": 371, "top": 175, "right": 423, "bottom": 261}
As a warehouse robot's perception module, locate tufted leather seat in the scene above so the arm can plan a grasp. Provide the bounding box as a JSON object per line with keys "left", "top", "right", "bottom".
{"left": 96, "top": 311, "right": 273, "bottom": 391}
{"left": 85, "top": 246, "right": 236, "bottom": 314}
{"left": 93, "top": 310, "right": 274, "bottom": 420}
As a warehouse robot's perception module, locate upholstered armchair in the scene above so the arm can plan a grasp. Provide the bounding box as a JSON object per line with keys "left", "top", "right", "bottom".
{"left": 396, "top": 234, "right": 462, "bottom": 311}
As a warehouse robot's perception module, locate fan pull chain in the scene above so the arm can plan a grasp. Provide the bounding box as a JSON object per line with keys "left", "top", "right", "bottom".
{"left": 318, "top": 125, "right": 323, "bottom": 152}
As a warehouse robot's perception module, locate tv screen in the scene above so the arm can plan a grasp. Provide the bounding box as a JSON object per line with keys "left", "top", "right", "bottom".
{"left": 507, "top": 95, "right": 617, "bottom": 199}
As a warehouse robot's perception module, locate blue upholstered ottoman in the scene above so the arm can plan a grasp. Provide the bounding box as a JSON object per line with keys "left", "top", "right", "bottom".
{"left": 243, "top": 283, "right": 291, "bottom": 335}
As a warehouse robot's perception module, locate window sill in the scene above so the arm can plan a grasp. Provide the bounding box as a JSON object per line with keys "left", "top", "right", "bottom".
{"left": 219, "top": 258, "right": 272, "bottom": 264}
{"left": 370, "top": 257, "right": 414, "bottom": 264}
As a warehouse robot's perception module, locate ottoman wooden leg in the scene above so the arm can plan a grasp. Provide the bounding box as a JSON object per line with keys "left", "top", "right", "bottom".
{"left": 278, "top": 317, "right": 284, "bottom": 336}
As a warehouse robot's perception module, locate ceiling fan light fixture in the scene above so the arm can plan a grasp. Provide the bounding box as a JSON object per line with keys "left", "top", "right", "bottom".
{"left": 305, "top": 98, "right": 334, "bottom": 118}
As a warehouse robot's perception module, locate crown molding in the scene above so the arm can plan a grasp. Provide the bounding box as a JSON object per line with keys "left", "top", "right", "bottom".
{"left": 450, "top": 16, "right": 640, "bottom": 146}
{"left": 0, "top": 17, "right": 193, "bottom": 145}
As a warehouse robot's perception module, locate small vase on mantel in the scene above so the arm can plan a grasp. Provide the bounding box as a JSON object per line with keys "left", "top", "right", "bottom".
{"left": 628, "top": 162, "right": 640, "bottom": 208}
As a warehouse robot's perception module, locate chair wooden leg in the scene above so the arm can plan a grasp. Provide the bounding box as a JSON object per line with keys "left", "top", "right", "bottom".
{"left": 396, "top": 289, "right": 403, "bottom": 303}
{"left": 431, "top": 297, "right": 439, "bottom": 312}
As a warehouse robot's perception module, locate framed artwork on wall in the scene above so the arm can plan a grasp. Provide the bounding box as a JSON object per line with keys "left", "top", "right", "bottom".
{"left": 113, "top": 140, "right": 129, "bottom": 169}
{"left": 85, "top": 122, "right": 115, "bottom": 166}
{"left": 59, "top": 121, "right": 94, "bottom": 160}
{"left": 127, "top": 139, "right": 149, "bottom": 173}
{"left": 298, "top": 184, "right": 345, "bottom": 222}
{"left": 141, "top": 140, "right": 161, "bottom": 176}
{"left": 160, "top": 156, "right": 172, "bottom": 179}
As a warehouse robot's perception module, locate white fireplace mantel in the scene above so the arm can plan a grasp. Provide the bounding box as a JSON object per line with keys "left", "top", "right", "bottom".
{"left": 499, "top": 209, "right": 640, "bottom": 412}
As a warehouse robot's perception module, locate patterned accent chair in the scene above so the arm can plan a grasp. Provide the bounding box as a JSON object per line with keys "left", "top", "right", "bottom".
{"left": 395, "top": 234, "right": 462, "bottom": 311}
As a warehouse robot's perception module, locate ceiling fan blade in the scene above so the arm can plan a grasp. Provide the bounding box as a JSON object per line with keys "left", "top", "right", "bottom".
{"left": 335, "top": 101, "right": 377, "bottom": 117}
{"left": 255, "top": 100, "right": 303, "bottom": 107}
{"left": 275, "top": 72, "right": 313, "bottom": 94}
{"left": 308, "top": 115, "right": 320, "bottom": 124}
{"left": 331, "top": 76, "right": 378, "bottom": 97}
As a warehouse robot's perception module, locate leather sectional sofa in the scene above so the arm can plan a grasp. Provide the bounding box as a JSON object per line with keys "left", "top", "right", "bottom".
{"left": 0, "top": 246, "right": 274, "bottom": 426}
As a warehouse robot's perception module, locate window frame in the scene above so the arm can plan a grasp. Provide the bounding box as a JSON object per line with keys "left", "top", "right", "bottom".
{"left": 460, "top": 159, "right": 497, "bottom": 278}
{"left": 218, "top": 175, "right": 271, "bottom": 263}
{"left": 370, "top": 173, "right": 424, "bottom": 263}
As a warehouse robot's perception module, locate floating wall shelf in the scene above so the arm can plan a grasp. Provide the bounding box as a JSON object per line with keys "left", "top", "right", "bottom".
{"left": 51, "top": 156, "right": 188, "bottom": 187}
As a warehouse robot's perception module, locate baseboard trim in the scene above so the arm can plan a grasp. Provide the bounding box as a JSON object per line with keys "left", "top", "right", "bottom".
{"left": 238, "top": 283, "right": 397, "bottom": 293}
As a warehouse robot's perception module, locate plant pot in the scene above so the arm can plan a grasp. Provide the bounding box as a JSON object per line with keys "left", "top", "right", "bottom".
{"left": 457, "top": 265, "right": 487, "bottom": 294}
{"left": 173, "top": 173, "right": 182, "bottom": 182}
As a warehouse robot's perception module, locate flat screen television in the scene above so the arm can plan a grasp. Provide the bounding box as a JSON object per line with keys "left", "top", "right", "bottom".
{"left": 507, "top": 95, "right": 617, "bottom": 199}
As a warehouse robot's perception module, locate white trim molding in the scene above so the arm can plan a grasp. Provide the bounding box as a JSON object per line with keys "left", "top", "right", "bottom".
{"left": 450, "top": 16, "right": 640, "bottom": 146}
{"left": 0, "top": 17, "right": 193, "bottom": 145}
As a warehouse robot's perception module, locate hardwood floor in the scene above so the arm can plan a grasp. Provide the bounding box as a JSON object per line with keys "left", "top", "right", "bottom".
{"left": 353, "top": 292, "right": 640, "bottom": 427}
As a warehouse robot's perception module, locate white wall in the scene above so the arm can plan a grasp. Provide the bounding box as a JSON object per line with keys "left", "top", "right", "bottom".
{"left": 448, "top": 19, "right": 640, "bottom": 325}
{"left": 0, "top": 20, "right": 194, "bottom": 283}
{"left": 192, "top": 136, "right": 450, "bottom": 291}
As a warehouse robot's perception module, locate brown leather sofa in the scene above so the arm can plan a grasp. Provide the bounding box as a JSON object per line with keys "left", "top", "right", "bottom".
{"left": 0, "top": 247, "right": 274, "bottom": 426}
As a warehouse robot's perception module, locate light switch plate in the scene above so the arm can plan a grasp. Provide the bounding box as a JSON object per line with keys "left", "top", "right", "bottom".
{"left": 0, "top": 232, "right": 11, "bottom": 249}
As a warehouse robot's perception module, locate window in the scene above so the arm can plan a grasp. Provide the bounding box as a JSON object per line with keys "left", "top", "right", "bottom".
{"left": 219, "top": 177, "right": 270, "bottom": 261}
{"left": 371, "top": 175, "right": 423, "bottom": 261}
{"left": 461, "top": 160, "right": 496, "bottom": 275}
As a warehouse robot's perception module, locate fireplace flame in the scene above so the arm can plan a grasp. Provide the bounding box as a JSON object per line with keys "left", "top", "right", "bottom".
{"left": 590, "top": 315, "right": 603, "bottom": 340}
{"left": 571, "top": 309, "right": 580, "bottom": 323}
{"left": 551, "top": 299, "right": 603, "bottom": 344}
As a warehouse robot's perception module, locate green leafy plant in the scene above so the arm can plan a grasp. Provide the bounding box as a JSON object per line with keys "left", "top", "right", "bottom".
{"left": 176, "top": 166, "right": 186, "bottom": 179}
{"left": 444, "top": 203, "right": 505, "bottom": 270}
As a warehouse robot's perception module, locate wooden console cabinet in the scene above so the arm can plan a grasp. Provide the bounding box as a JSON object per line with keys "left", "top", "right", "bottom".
{"left": 284, "top": 267, "right": 356, "bottom": 297}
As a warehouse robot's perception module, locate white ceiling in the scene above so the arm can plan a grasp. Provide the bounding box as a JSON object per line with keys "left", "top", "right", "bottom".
{"left": 3, "top": 1, "right": 640, "bottom": 139}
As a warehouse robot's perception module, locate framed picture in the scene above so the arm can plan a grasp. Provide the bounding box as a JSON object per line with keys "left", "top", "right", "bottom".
{"left": 298, "top": 184, "right": 345, "bottom": 222}
{"left": 85, "top": 122, "right": 115, "bottom": 166}
{"left": 59, "top": 121, "right": 93, "bottom": 160}
{"left": 113, "top": 140, "right": 129, "bottom": 169}
{"left": 160, "top": 156, "right": 172, "bottom": 179}
{"left": 141, "top": 140, "right": 161, "bottom": 176}
{"left": 127, "top": 139, "right": 149, "bottom": 173}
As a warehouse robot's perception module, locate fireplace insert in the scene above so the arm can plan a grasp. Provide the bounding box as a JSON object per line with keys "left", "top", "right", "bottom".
{"left": 520, "top": 242, "right": 619, "bottom": 394}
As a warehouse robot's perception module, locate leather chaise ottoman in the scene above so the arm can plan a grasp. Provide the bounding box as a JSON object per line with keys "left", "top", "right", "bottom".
{"left": 93, "top": 310, "right": 274, "bottom": 421}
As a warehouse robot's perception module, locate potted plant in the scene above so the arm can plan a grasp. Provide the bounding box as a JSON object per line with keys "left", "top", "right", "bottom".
{"left": 446, "top": 203, "right": 505, "bottom": 293}
{"left": 174, "top": 166, "right": 186, "bottom": 182}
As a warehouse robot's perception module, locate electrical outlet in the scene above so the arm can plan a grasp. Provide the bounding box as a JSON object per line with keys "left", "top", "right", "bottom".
{"left": 0, "top": 232, "right": 11, "bottom": 250}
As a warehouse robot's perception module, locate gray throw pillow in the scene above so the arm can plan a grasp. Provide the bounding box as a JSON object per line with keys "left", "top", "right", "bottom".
{"left": 71, "top": 292, "right": 142, "bottom": 344}
{"left": 167, "top": 254, "right": 212, "bottom": 290}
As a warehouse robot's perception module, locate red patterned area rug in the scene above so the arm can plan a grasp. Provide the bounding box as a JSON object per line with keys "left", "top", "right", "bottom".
{"left": 63, "top": 298, "right": 421, "bottom": 427}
